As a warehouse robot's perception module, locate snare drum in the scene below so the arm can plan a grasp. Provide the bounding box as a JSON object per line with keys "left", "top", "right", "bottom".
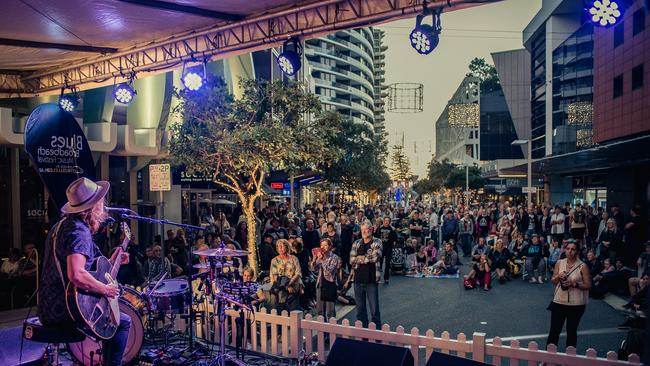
{"left": 68, "top": 300, "right": 144, "bottom": 365}
{"left": 121, "top": 286, "right": 148, "bottom": 315}
{"left": 149, "top": 278, "right": 190, "bottom": 313}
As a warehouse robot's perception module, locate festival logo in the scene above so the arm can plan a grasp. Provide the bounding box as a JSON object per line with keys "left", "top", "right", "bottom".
{"left": 24, "top": 103, "right": 95, "bottom": 209}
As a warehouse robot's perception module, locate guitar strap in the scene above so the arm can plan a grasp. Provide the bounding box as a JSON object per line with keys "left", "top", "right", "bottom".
{"left": 51, "top": 217, "right": 69, "bottom": 291}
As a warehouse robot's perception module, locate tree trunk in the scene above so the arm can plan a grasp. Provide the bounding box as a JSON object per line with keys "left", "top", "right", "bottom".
{"left": 241, "top": 197, "right": 259, "bottom": 274}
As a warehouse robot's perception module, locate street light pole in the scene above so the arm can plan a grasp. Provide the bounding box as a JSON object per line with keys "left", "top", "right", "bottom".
{"left": 526, "top": 141, "right": 532, "bottom": 205}
{"left": 511, "top": 139, "right": 532, "bottom": 205}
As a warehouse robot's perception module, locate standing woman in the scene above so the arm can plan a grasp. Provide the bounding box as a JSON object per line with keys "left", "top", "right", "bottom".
{"left": 546, "top": 242, "right": 591, "bottom": 349}
{"left": 310, "top": 238, "right": 342, "bottom": 320}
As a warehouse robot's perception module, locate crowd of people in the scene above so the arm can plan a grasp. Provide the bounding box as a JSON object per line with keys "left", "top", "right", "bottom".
{"left": 6, "top": 196, "right": 646, "bottom": 350}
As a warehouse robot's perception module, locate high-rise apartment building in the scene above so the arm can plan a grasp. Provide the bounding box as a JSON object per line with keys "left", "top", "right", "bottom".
{"left": 304, "top": 28, "right": 387, "bottom": 134}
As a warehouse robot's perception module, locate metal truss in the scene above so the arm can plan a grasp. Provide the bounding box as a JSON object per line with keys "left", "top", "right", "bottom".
{"left": 5, "top": 0, "right": 500, "bottom": 96}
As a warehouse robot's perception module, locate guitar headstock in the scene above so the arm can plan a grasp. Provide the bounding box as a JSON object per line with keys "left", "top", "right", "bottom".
{"left": 120, "top": 222, "right": 131, "bottom": 249}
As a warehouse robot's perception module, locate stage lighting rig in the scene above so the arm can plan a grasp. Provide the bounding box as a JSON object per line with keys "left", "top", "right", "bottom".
{"left": 277, "top": 38, "right": 303, "bottom": 76}
{"left": 409, "top": 8, "right": 442, "bottom": 55}
{"left": 182, "top": 61, "right": 206, "bottom": 91}
{"left": 113, "top": 82, "right": 136, "bottom": 105}
{"left": 587, "top": 0, "right": 623, "bottom": 27}
{"left": 58, "top": 87, "right": 79, "bottom": 112}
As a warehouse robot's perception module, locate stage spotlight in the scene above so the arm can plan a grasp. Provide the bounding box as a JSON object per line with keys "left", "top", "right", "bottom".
{"left": 182, "top": 71, "right": 204, "bottom": 91}
{"left": 277, "top": 38, "right": 302, "bottom": 76}
{"left": 588, "top": 0, "right": 623, "bottom": 27}
{"left": 59, "top": 89, "right": 79, "bottom": 112}
{"left": 409, "top": 9, "right": 441, "bottom": 55}
{"left": 113, "top": 83, "right": 136, "bottom": 104}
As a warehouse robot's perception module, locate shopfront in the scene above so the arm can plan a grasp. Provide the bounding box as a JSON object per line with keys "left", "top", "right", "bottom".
{"left": 572, "top": 175, "right": 607, "bottom": 208}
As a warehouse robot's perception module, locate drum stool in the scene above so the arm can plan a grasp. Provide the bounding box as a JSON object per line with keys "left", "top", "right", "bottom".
{"left": 23, "top": 317, "right": 86, "bottom": 365}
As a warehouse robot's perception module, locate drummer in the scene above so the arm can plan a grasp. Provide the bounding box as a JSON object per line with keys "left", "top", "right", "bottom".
{"left": 193, "top": 237, "right": 210, "bottom": 274}
{"left": 242, "top": 267, "right": 266, "bottom": 307}
{"left": 144, "top": 245, "right": 171, "bottom": 283}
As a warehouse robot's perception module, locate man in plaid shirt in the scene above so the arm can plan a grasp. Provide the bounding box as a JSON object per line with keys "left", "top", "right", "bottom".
{"left": 350, "top": 221, "right": 383, "bottom": 327}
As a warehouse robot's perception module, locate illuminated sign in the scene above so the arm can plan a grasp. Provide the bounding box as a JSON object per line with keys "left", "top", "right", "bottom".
{"left": 270, "top": 182, "right": 284, "bottom": 189}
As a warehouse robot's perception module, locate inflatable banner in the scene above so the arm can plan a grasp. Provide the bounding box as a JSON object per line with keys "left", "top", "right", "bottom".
{"left": 24, "top": 103, "right": 95, "bottom": 210}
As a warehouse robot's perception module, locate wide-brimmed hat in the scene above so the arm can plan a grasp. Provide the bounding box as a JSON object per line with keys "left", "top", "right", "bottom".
{"left": 61, "top": 177, "right": 110, "bottom": 214}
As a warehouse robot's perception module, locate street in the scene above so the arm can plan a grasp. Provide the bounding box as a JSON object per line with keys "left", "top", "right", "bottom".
{"left": 343, "top": 263, "right": 629, "bottom": 357}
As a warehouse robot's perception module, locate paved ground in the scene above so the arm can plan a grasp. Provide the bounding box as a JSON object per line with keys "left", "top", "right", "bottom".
{"left": 342, "top": 263, "right": 629, "bottom": 357}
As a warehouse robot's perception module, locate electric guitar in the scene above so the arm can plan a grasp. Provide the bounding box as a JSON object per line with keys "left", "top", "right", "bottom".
{"left": 66, "top": 222, "right": 131, "bottom": 339}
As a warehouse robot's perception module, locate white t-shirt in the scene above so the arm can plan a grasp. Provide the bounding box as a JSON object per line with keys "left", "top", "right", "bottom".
{"left": 429, "top": 212, "right": 439, "bottom": 228}
{"left": 551, "top": 212, "right": 566, "bottom": 234}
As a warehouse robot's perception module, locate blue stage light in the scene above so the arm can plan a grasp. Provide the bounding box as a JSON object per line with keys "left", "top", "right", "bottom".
{"left": 588, "top": 0, "right": 623, "bottom": 27}
{"left": 409, "top": 9, "right": 441, "bottom": 55}
{"left": 182, "top": 71, "right": 204, "bottom": 91}
{"left": 113, "top": 83, "right": 136, "bottom": 104}
{"left": 59, "top": 92, "right": 79, "bottom": 112}
{"left": 277, "top": 38, "right": 303, "bottom": 76}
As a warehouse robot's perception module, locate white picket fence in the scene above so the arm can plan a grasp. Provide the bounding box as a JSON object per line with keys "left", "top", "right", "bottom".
{"left": 196, "top": 307, "right": 641, "bottom": 366}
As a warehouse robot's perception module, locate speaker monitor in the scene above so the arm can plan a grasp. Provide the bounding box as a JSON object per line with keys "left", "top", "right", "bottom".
{"left": 326, "top": 338, "right": 414, "bottom": 366}
{"left": 425, "top": 351, "right": 491, "bottom": 366}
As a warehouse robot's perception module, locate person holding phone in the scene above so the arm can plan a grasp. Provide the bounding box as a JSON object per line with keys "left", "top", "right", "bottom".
{"left": 310, "top": 238, "right": 342, "bottom": 321}
{"left": 546, "top": 241, "right": 591, "bottom": 349}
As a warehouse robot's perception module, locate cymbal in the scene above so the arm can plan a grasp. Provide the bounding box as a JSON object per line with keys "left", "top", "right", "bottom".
{"left": 194, "top": 247, "right": 248, "bottom": 257}
{"left": 192, "top": 261, "right": 233, "bottom": 269}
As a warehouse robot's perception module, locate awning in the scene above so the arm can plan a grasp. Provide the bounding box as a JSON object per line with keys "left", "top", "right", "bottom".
{"left": 499, "top": 134, "right": 650, "bottom": 177}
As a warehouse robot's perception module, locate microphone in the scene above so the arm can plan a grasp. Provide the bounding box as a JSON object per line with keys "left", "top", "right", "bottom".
{"left": 105, "top": 206, "right": 136, "bottom": 214}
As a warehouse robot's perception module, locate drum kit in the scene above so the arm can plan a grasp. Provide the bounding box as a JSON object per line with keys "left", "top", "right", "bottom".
{"left": 66, "top": 244, "right": 257, "bottom": 366}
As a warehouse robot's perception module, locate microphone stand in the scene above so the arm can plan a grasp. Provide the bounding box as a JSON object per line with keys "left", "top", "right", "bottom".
{"left": 120, "top": 213, "right": 205, "bottom": 353}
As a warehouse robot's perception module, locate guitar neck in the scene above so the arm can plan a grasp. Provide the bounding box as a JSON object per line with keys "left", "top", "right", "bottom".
{"left": 109, "top": 241, "right": 129, "bottom": 279}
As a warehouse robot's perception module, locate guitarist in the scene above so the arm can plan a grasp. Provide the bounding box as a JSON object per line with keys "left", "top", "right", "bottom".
{"left": 38, "top": 177, "right": 131, "bottom": 366}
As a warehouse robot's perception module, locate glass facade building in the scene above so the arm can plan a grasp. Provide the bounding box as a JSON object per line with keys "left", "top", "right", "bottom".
{"left": 529, "top": 26, "right": 547, "bottom": 159}
{"left": 479, "top": 94, "right": 525, "bottom": 161}
{"left": 551, "top": 23, "right": 594, "bottom": 153}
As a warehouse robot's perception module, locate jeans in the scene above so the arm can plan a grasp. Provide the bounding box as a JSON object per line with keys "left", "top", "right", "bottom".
{"left": 382, "top": 244, "right": 393, "bottom": 282}
{"left": 546, "top": 303, "right": 586, "bottom": 349}
{"left": 102, "top": 311, "right": 131, "bottom": 366}
{"left": 353, "top": 282, "right": 380, "bottom": 327}
{"left": 459, "top": 234, "right": 473, "bottom": 256}
{"left": 429, "top": 229, "right": 439, "bottom": 244}
{"left": 316, "top": 287, "right": 336, "bottom": 321}
{"left": 525, "top": 258, "right": 546, "bottom": 279}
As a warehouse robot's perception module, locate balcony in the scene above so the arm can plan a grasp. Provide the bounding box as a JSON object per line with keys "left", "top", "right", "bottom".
{"left": 308, "top": 46, "right": 374, "bottom": 81}
{"left": 315, "top": 79, "right": 374, "bottom": 106}
{"left": 321, "top": 96, "right": 375, "bottom": 120}
{"left": 309, "top": 61, "right": 374, "bottom": 91}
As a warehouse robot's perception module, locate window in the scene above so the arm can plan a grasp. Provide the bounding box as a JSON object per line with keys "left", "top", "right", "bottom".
{"left": 632, "top": 64, "right": 644, "bottom": 90}
{"left": 613, "top": 74, "right": 624, "bottom": 98}
{"left": 614, "top": 21, "right": 624, "bottom": 48}
{"left": 633, "top": 9, "right": 646, "bottom": 36}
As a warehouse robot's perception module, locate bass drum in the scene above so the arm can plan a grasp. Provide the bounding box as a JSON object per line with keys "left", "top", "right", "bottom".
{"left": 68, "top": 299, "right": 144, "bottom": 365}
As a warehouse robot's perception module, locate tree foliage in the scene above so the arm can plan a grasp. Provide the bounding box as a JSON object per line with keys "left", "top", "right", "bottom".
{"left": 424, "top": 158, "right": 486, "bottom": 191}
{"left": 320, "top": 118, "right": 390, "bottom": 193}
{"left": 390, "top": 144, "right": 411, "bottom": 182}
{"left": 169, "top": 77, "right": 341, "bottom": 270}
{"left": 466, "top": 57, "right": 501, "bottom": 95}
{"left": 412, "top": 178, "right": 436, "bottom": 196}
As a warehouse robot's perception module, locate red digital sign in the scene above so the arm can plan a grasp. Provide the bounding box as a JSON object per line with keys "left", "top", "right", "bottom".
{"left": 270, "top": 182, "right": 284, "bottom": 189}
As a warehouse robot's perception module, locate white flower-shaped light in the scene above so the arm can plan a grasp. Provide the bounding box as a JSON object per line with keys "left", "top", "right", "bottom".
{"left": 410, "top": 30, "right": 432, "bottom": 54}
{"left": 589, "top": 0, "right": 622, "bottom": 27}
{"left": 277, "top": 55, "right": 295, "bottom": 75}
{"left": 182, "top": 72, "right": 204, "bottom": 91}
